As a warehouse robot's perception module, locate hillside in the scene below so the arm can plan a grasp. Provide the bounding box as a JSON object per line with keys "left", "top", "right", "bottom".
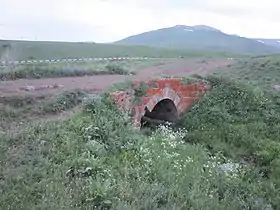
{"left": 0, "top": 40, "right": 237, "bottom": 61}
{"left": 253, "top": 38, "right": 280, "bottom": 49}
{"left": 214, "top": 54, "right": 280, "bottom": 90}
{"left": 114, "top": 25, "right": 280, "bottom": 55}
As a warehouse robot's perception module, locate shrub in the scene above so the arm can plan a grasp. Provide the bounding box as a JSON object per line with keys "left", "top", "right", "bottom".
{"left": 175, "top": 76, "right": 280, "bottom": 206}
{"left": 105, "top": 64, "right": 132, "bottom": 75}
{"left": 0, "top": 63, "right": 133, "bottom": 81}
{"left": 42, "top": 90, "right": 86, "bottom": 113}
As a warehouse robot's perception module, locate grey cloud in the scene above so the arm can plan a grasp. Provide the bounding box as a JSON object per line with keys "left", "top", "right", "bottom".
{"left": 0, "top": 17, "right": 104, "bottom": 41}
{"left": 0, "top": 1, "right": 107, "bottom": 42}
{"left": 133, "top": 0, "right": 279, "bottom": 21}
{"left": 1, "top": 0, "right": 280, "bottom": 41}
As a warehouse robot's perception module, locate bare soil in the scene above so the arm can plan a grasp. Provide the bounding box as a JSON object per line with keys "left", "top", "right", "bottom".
{"left": 0, "top": 59, "right": 232, "bottom": 97}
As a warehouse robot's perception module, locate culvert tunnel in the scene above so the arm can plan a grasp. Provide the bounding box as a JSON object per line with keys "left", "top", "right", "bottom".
{"left": 141, "top": 99, "right": 178, "bottom": 128}
{"left": 109, "top": 78, "right": 211, "bottom": 129}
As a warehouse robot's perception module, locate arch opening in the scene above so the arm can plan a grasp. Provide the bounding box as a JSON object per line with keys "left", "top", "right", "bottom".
{"left": 141, "top": 99, "right": 178, "bottom": 129}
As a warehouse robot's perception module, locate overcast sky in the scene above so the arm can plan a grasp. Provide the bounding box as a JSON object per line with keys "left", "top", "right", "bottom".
{"left": 1, "top": 0, "right": 279, "bottom": 42}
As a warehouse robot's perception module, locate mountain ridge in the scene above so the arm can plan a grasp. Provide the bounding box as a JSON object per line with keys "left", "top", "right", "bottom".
{"left": 114, "top": 25, "right": 280, "bottom": 55}
{"left": 253, "top": 38, "right": 280, "bottom": 49}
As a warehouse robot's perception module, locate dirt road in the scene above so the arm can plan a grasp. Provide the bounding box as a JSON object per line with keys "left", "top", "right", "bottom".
{"left": 0, "top": 59, "right": 232, "bottom": 97}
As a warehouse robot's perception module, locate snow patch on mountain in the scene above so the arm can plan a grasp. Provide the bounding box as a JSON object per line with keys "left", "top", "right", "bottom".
{"left": 257, "top": 40, "right": 265, "bottom": 44}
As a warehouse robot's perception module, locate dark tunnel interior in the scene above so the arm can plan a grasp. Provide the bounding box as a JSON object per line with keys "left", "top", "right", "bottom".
{"left": 141, "top": 99, "right": 178, "bottom": 128}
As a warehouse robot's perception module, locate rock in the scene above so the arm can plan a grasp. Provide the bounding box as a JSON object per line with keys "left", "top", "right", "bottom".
{"left": 23, "top": 85, "right": 36, "bottom": 91}
{"left": 65, "top": 168, "right": 75, "bottom": 177}
{"left": 273, "top": 85, "right": 280, "bottom": 92}
{"left": 53, "top": 84, "right": 64, "bottom": 89}
{"left": 218, "top": 163, "right": 239, "bottom": 173}
{"left": 77, "top": 167, "right": 93, "bottom": 177}
{"left": 39, "top": 85, "right": 52, "bottom": 90}
{"left": 83, "top": 167, "right": 93, "bottom": 177}
{"left": 103, "top": 200, "right": 112, "bottom": 207}
{"left": 37, "top": 84, "right": 64, "bottom": 90}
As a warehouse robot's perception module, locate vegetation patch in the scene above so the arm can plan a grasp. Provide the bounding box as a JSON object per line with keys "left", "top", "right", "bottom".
{"left": 175, "top": 76, "right": 280, "bottom": 207}
{"left": 2, "top": 55, "right": 280, "bottom": 209}
{"left": 0, "top": 90, "right": 275, "bottom": 209}
{"left": 0, "top": 39, "right": 240, "bottom": 61}
{"left": 42, "top": 90, "right": 86, "bottom": 114}
{"left": 105, "top": 64, "right": 134, "bottom": 75}
{"left": 0, "top": 63, "right": 133, "bottom": 81}
{"left": 214, "top": 56, "right": 280, "bottom": 90}
{"left": 0, "top": 90, "right": 88, "bottom": 131}
{"left": 180, "top": 76, "right": 205, "bottom": 85}
{"left": 133, "top": 81, "right": 148, "bottom": 97}
{"left": 160, "top": 75, "right": 206, "bottom": 85}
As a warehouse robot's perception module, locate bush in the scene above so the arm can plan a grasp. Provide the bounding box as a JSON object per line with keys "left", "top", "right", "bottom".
{"left": 217, "top": 57, "right": 280, "bottom": 91}
{"left": 105, "top": 64, "right": 132, "bottom": 75}
{"left": 42, "top": 90, "right": 86, "bottom": 113}
{"left": 0, "top": 95, "right": 35, "bottom": 108}
{"left": 0, "top": 65, "right": 94, "bottom": 80}
{"left": 0, "top": 63, "right": 133, "bottom": 81}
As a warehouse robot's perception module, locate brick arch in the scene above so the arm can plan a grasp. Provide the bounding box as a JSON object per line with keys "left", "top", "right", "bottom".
{"left": 110, "top": 78, "right": 211, "bottom": 129}
{"left": 145, "top": 87, "right": 181, "bottom": 112}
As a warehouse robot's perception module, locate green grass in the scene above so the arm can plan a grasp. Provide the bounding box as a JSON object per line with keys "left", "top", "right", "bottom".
{"left": 41, "top": 90, "right": 87, "bottom": 114}
{"left": 0, "top": 90, "right": 275, "bottom": 210}
{"left": 0, "top": 61, "right": 133, "bottom": 81}
{"left": 0, "top": 40, "right": 243, "bottom": 61}
{"left": 213, "top": 55, "right": 280, "bottom": 90}
{"left": 1, "top": 76, "right": 280, "bottom": 209}
{"left": 0, "top": 90, "right": 87, "bottom": 131}
{"left": 2, "top": 55, "right": 280, "bottom": 209}
{"left": 0, "top": 59, "right": 178, "bottom": 80}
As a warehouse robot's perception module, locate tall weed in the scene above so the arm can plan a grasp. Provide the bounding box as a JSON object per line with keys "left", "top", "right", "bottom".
{"left": 176, "top": 76, "right": 280, "bottom": 206}
{"left": 0, "top": 90, "right": 275, "bottom": 209}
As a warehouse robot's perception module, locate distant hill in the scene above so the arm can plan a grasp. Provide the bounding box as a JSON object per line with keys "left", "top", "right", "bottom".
{"left": 253, "top": 38, "right": 280, "bottom": 50}
{"left": 114, "top": 25, "right": 280, "bottom": 55}
{"left": 0, "top": 39, "right": 241, "bottom": 61}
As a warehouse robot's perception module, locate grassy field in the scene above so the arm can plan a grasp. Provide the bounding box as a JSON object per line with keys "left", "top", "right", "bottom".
{"left": 213, "top": 54, "right": 280, "bottom": 90}
{"left": 0, "top": 90, "right": 87, "bottom": 132}
{"left": 0, "top": 40, "right": 242, "bottom": 61}
{"left": 1, "top": 55, "right": 280, "bottom": 209}
{"left": 0, "top": 59, "right": 176, "bottom": 80}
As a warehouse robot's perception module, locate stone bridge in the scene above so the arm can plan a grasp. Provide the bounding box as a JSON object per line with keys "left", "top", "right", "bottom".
{"left": 110, "top": 77, "right": 211, "bottom": 129}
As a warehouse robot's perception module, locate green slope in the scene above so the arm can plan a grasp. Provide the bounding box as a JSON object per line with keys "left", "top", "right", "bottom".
{"left": 114, "top": 25, "right": 280, "bottom": 55}
{"left": 0, "top": 39, "right": 238, "bottom": 61}
{"left": 252, "top": 38, "right": 280, "bottom": 50}
{"left": 214, "top": 54, "right": 280, "bottom": 90}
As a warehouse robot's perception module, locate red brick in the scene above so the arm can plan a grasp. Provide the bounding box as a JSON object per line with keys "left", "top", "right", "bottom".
{"left": 156, "top": 79, "right": 167, "bottom": 89}
{"left": 146, "top": 88, "right": 162, "bottom": 96}
{"left": 179, "top": 85, "right": 197, "bottom": 92}
{"left": 166, "top": 79, "right": 181, "bottom": 89}
{"left": 178, "top": 90, "right": 197, "bottom": 98}
{"left": 141, "top": 96, "right": 151, "bottom": 105}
